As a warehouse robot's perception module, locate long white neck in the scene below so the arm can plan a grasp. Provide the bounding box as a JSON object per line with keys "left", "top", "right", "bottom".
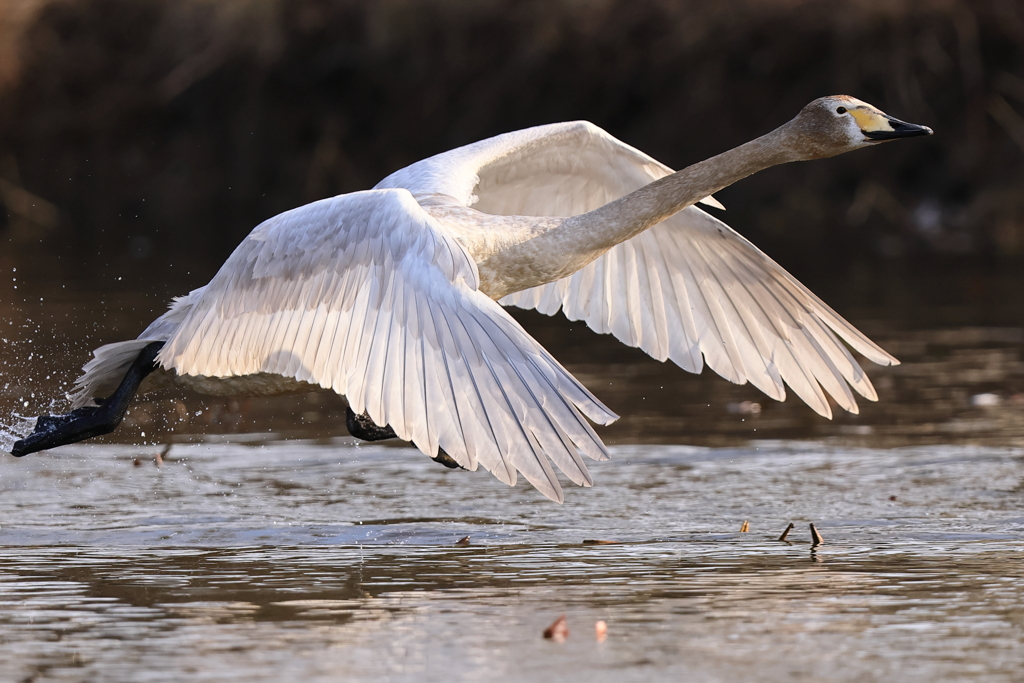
{"left": 476, "top": 122, "right": 801, "bottom": 299}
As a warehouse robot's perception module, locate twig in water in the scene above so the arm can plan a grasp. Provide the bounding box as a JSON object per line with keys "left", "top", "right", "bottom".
{"left": 778, "top": 523, "right": 794, "bottom": 542}
{"left": 543, "top": 615, "right": 569, "bottom": 642}
{"left": 739, "top": 520, "right": 749, "bottom": 532}
{"left": 810, "top": 523, "right": 824, "bottom": 546}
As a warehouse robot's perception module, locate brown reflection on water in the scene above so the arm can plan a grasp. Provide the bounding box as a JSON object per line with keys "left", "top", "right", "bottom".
{"left": 2, "top": 543, "right": 1017, "bottom": 618}
{"left": 3, "top": 260, "right": 1024, "bottom": 451}
{"left": 2, "top": 543, "right": 1023, "bottom": 682}
{"left": 1, "top": 424, "right": 1022, "bottom": 680}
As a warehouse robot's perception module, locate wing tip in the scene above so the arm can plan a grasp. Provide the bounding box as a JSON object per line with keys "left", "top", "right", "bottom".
{"left": 536, "top": 480, "right": 565, "bottom": 504}
{"left": 698, "top": 195, "right": 726, "bottom": 210}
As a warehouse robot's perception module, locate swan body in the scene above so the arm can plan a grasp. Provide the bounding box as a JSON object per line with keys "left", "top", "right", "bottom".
{"left": 62, "top": 96, "right": 931, "bottom": 501}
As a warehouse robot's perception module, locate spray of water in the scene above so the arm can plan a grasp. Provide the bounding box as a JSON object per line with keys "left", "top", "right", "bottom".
{"left": 0, "top": 415, "right": 38, "bottom": 454}
{"left": 1, "top": 326, "right": 75, "bottom": 456}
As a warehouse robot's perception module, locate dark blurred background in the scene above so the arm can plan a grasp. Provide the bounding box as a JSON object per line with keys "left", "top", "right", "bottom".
{"left": 1, "top": 0, "right": 1023, "bottom": 448}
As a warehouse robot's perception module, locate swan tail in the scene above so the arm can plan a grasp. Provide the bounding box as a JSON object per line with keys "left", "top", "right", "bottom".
{"left": 68, "top": 287, "right": 205, "bottom": 409}
{"left": 69, "top": 339, "right": 164, "bottom": 409}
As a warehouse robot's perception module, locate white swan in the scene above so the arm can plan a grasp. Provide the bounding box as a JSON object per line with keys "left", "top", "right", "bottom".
{"left": 15, "top": 95, "right": 931, "bottom": 501}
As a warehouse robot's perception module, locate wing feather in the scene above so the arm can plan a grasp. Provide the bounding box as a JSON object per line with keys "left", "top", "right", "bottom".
{"left": 502, "top": 206, "right": 897, "bottom": 418}
{"left": 159, "top": 189, "right": 616, "bottom": 502}
{"left": 375, "top": 120, "right": 722, "bottom": 217}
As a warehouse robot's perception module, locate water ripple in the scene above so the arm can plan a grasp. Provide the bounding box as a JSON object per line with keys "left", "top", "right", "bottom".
{"left": 1, "top": 442, "right": 1023, "bottom": 681}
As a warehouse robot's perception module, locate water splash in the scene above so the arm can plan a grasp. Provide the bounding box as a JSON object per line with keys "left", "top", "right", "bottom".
{"left": 1, "top": 321, "right": 75, "bottom": 456}
{"left": 0, "top": 414, "right": 37, "bottom": 454}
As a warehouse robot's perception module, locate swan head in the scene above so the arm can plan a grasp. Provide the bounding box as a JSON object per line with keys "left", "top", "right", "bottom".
{"left": 786, "top": 96, "right": 933, "bottom": 159}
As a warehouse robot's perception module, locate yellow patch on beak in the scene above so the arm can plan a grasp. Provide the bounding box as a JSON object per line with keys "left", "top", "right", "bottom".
{"left": 849, "top": 108, "right": 894, "bottom": 134}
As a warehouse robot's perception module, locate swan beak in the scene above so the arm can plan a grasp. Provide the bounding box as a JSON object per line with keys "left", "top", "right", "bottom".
{"left": 860, "top": 113, "right": 933, "bottom": 141}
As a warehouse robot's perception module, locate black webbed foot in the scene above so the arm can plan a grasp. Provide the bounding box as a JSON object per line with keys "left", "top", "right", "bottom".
{"left": 345, "top": 407, "right": 398, "bottom": 441}
{"left": 9, "top": 341, "right": 164, "bottom": 457}
{"left": 431, "top": 448, "right": 463, "bottom": 469}
{"left": 12, "top": 406, "right": 119, "bottom": 457}
{"left": 35, "top": 409, "right": 97, "bottom": 432}
{"left": 345, "top": 407, "right": 465, "bottom": 470}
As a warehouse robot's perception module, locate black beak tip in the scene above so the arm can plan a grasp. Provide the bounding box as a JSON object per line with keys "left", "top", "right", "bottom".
{"left": 864, "top": 120, "right": 934, "bottom": 141}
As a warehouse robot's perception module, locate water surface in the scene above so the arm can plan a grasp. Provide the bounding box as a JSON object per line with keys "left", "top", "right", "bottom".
{"left": 1, "top": 440, "right": 1022, "bottom": 682}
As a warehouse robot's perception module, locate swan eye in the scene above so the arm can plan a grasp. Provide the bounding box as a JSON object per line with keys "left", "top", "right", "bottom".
{"left": 836, "top": 106, "right": 848, "bottom": 115}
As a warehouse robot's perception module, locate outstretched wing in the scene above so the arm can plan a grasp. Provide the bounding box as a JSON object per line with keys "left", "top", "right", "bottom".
{"left": 375, "top": 120, "right": 724, "bottom": 213}
{"left": 502, "top": 206, "right": 898, "bottom": 418}
{"left": 374, "top": 119, "right": 896, "bottom": 418}
{"left": 158, "top": 189, "right": 617, "bottom": 502}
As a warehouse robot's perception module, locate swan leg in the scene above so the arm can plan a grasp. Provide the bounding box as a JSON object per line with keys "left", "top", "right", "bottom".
{"left": 345, "top": 407, "right": 463, "bottom": 469}
{"left": 10, "top": 341, "right": 165, "bottom": 457}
